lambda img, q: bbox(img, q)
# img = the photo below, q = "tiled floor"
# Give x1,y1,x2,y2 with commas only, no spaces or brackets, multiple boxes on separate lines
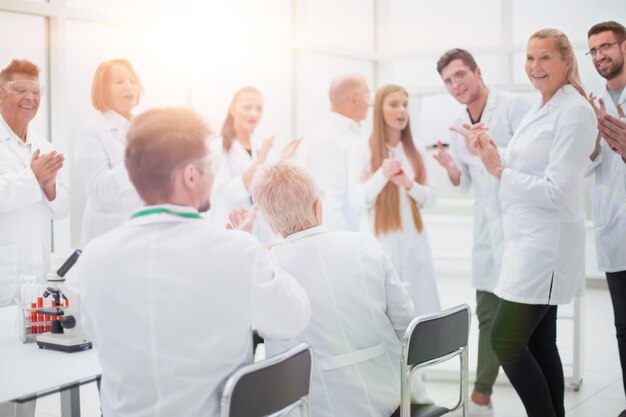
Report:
32,276,624,417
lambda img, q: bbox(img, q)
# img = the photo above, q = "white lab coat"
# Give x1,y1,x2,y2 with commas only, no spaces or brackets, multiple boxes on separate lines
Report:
0,117,69,307
305,112,365,232
349,140,440,315
74,204,311,417
265,226,430,417
208,137,275,242
448,88,530,291
74,110,141,246
587,87,626,273
495,85,597,305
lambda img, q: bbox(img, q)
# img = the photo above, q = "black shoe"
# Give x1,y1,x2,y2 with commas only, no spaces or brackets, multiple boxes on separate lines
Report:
618,409,626,417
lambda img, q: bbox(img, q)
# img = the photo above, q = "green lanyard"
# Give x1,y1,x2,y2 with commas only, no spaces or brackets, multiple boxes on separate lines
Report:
130,207,202,220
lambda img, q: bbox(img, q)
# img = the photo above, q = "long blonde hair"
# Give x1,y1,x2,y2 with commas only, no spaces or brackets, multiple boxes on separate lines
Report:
529,28,586,97
368,85,426,235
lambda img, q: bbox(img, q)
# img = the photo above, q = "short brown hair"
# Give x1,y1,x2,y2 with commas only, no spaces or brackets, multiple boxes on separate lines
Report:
0,59,39,85
436,49,478,74
588,21,626,42
125,107,212,201
92,59,143,112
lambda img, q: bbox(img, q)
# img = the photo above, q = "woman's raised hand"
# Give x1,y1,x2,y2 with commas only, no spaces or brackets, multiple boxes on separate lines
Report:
256,135,275,164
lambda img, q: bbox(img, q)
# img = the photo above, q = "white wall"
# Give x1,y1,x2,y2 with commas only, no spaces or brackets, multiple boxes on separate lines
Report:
1,0,624,280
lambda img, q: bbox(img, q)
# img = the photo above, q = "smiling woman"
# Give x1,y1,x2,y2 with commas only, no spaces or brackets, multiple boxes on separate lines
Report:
525,29,585,105
74,59,144,247
469,28,597,417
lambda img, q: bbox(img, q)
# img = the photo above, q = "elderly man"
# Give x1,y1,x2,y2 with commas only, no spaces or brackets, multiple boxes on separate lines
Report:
73,108,310,417
586,21,626,417
0,59,68,417
230,161,431,417
304,73,370,231
0,59,69,307
433,49,529,417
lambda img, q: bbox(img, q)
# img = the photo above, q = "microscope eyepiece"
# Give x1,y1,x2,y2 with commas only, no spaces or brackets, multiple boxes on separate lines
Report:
57,249,82,278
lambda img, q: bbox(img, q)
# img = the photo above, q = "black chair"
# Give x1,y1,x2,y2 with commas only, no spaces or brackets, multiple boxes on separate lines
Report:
220,343,313,417
392,304,471,417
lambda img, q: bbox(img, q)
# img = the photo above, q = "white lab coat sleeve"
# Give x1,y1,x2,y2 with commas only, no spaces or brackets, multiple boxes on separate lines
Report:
348,144,388,209
508,96,532,131
46,173,70,220
74,124,135,203
406,182,436,208
211,153,250,208
361,169,388,208
0,167,43,214
382,251,414,339
407,143,437,208
307,140,349,230
252,247,311,339
500,105,597,208
448,132,472,194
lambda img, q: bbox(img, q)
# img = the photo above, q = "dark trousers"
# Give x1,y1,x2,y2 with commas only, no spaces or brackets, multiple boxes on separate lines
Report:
474,290,501,395
607,270,626,397
491,300,564,417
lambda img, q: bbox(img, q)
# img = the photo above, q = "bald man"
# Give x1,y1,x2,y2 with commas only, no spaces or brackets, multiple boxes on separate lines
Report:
305,73,370,231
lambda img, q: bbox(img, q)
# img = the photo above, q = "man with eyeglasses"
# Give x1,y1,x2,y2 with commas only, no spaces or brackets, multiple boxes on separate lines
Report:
0,59,69,416
0,58,68,306
72,107,310,417
433,49,530,417
586,21,626,417
304,73,371,232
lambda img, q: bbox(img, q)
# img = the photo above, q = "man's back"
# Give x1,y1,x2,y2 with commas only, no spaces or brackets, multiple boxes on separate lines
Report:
76,207,308,417
305,112,363,232
265,227,428,417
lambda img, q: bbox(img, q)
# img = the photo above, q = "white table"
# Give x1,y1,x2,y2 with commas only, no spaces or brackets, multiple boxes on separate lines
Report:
0,306,101,416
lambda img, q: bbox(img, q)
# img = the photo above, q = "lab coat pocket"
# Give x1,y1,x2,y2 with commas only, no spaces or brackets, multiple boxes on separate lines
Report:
0,243,18,306
589,185,616,231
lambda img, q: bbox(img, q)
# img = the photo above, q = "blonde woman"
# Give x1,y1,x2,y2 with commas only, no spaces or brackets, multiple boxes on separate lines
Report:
74,59,143,246
471,29,597,417
349,84,440,316
210,86,299,242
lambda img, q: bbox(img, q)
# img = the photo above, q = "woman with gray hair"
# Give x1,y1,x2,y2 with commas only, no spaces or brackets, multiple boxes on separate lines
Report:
239,160,431,417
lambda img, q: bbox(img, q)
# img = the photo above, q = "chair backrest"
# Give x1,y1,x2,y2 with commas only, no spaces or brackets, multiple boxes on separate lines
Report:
404,304,471,367
220,343,313,417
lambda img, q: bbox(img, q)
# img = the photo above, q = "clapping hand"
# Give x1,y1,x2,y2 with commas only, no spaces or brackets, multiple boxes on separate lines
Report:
280,137,303,160
226,206,258,233
256,136,275,164
469,124,504,179
31,149,64,200
598,104,626,159
450,123,479,155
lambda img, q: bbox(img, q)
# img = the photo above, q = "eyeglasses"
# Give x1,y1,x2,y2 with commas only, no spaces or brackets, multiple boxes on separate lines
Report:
443,70,469,87
586,41,623,58
4,80,44,97
192,154,221,176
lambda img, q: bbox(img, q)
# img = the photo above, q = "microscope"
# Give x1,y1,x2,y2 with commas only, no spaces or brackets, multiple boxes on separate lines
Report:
36,250,93,352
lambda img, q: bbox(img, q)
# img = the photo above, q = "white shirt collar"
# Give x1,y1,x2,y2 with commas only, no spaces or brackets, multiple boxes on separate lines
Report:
284,225,327,243
328,111,362,131
101,110,131,131
0,114,32,147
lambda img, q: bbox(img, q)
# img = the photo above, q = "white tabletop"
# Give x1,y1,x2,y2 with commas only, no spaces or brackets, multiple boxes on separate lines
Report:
0,306,101,403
